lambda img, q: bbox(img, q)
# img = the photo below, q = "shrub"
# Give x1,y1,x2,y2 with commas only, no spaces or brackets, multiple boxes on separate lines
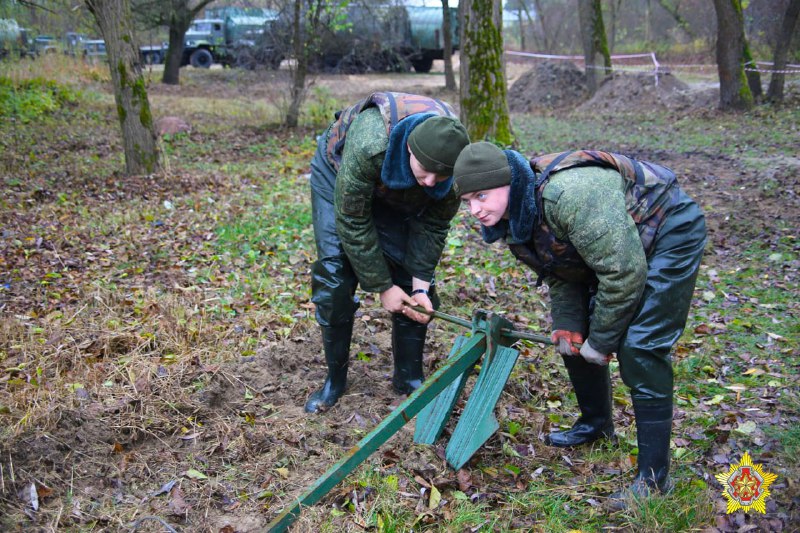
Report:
0,76,78,121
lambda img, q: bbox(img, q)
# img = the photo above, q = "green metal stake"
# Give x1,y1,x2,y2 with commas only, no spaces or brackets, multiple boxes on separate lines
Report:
266,333,488,533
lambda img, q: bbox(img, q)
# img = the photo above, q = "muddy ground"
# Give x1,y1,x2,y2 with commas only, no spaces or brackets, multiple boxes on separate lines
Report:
1,58,799,532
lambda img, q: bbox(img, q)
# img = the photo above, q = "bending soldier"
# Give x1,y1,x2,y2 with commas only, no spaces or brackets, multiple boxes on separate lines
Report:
307,92,470,414
453,142,706,503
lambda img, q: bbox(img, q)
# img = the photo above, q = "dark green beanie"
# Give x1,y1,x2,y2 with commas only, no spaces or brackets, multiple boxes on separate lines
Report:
453,141,511,196
408,116,470,175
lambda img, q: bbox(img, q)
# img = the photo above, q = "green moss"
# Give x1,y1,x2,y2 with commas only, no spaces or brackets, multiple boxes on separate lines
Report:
132,77,153,129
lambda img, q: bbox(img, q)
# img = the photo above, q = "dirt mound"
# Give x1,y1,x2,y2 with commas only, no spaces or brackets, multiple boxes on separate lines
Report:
576,71,709,113
507,61,588,112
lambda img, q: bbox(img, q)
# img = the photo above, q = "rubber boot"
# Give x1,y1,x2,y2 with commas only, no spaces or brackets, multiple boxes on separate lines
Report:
304,323,353,413
631,400,673,493
608,400,673,509
391,313,427,395
545,354,614,447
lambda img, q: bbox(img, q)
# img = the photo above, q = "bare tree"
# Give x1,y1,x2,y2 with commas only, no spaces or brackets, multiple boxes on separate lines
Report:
766,0,800,103
577,0,611,95
132,0,215,85
656,0,694,38
85,0,160,175
712,0,753,110
459,0,513,145
442,0,456,91
284,0,310,128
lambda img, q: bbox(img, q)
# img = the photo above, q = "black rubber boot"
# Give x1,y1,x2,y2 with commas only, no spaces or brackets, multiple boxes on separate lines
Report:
304,323,353,413
545,354,615,447
631,400,673,493
391,313,427,395
608,400,673,509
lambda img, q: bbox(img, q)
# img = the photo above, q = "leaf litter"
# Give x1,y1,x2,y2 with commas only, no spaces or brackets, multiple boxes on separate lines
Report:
0,67,798,531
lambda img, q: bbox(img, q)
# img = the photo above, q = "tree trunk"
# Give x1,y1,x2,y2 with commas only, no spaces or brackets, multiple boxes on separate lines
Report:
162,25,186,85
712,0,753,110
442,0,456,91
285,0,308,128
577,0,612,95
532,0,550,51
86,0,160,175
766,0,800,103
459,0,513,145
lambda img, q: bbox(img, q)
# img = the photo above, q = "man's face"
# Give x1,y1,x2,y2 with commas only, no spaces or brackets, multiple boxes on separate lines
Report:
460,186,511,226
408,148,450,188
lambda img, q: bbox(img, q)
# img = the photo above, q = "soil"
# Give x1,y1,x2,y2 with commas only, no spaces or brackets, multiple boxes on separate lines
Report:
2,59,799,532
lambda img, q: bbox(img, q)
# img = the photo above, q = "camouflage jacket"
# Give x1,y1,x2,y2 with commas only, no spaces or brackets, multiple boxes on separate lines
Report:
333,107,460,293
326,91,456,171
513,151,680,354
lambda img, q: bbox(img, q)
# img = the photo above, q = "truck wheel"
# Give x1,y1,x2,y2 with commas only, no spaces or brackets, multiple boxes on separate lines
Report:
411,56,434,73
190,49,213,69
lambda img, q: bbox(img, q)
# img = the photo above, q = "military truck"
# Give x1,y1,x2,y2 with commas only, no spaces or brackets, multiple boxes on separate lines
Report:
139,42,167,65
181,10,282,69
0,19,34,60
262,4,458,74
406,6,459,73
63,32,87,57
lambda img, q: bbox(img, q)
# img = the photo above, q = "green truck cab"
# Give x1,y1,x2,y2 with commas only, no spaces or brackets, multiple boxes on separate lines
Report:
181,10,282,69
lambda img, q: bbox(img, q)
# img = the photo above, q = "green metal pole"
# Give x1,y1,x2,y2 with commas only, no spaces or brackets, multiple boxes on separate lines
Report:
266,333,488,533
410,306,583,349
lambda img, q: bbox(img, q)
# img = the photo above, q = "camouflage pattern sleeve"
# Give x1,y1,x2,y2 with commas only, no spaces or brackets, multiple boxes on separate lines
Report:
334,109,394,293
543,166,648,354
404,190,460,282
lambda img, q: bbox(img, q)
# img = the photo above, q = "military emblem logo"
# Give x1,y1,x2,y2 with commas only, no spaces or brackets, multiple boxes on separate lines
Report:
715,451,777,514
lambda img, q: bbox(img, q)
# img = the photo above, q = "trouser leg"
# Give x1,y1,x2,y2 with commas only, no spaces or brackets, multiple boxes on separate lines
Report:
306,135,359,413
610,192,705,503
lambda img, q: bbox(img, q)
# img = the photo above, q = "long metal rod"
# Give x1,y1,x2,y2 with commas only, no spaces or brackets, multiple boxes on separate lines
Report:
266,334,488,533
409,306,580,347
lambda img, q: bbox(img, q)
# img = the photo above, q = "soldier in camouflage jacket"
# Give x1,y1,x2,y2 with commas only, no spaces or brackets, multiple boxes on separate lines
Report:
453,142,706,506
306,92,470,414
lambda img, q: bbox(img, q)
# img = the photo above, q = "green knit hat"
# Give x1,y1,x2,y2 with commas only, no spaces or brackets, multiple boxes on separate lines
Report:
453,141,511,196
408,116,470,175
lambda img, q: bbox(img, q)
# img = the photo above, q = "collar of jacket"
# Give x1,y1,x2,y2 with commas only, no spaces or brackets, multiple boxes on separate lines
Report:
481,149,539,244
381,112,454,200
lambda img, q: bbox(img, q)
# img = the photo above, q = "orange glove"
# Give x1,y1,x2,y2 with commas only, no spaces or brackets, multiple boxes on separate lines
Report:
551,330,583,356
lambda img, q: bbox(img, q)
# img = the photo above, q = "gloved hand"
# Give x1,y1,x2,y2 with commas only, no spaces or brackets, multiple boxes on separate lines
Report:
579,340,612,366
551,330,583,356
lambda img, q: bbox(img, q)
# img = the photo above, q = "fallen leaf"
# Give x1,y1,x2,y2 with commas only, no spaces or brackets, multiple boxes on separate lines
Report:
275,467,289,479
29,483,39,511
168,485,190,516
428,485,441,509
150,479,178,498
456,469,472,491
704,394,725,405
734,420,757,435
184,468,208,480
